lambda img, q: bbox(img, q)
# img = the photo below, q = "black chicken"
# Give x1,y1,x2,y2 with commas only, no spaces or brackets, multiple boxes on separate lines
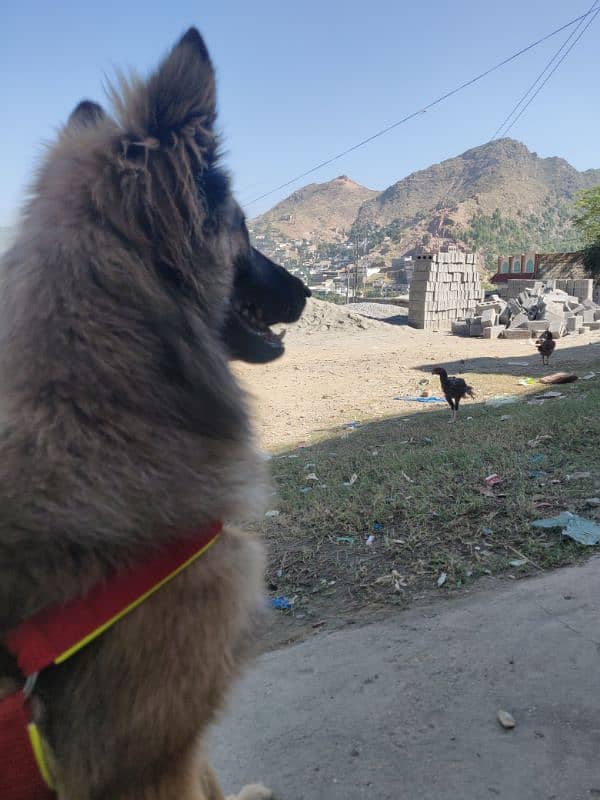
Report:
535,330,556,366
432,367,475,422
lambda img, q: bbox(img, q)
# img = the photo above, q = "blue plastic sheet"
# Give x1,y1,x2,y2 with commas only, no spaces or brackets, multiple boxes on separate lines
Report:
532,512,600,546
394,396,446,404
270,596,293,610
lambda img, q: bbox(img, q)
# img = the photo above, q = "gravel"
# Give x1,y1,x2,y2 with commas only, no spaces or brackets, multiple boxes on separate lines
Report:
343,302,408,325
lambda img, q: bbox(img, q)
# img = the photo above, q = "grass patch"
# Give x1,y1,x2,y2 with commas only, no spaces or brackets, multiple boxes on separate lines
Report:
258,375,600,636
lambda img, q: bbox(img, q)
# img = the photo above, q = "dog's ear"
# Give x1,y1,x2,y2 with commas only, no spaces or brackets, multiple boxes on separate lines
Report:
68,100,105,127
126,27,216,145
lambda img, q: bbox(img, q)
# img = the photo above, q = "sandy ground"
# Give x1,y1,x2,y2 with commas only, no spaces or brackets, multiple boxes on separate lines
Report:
211,558,600,800
235,312,600,451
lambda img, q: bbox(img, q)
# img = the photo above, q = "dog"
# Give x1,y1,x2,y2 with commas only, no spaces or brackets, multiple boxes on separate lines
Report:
0,28,309,799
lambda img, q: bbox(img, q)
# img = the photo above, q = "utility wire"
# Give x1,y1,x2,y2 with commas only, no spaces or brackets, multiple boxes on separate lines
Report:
492,1,600,140
496,7,600,138
242,9,597,209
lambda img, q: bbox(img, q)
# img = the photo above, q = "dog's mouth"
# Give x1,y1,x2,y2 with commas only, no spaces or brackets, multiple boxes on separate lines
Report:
223,247,310,364
227,299,287,362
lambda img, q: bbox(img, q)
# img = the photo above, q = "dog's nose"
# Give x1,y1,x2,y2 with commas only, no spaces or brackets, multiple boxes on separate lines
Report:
303,284,311,298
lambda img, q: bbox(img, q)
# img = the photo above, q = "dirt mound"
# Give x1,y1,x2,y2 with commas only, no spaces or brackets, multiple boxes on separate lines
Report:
279,298,384,336
343,302,408,325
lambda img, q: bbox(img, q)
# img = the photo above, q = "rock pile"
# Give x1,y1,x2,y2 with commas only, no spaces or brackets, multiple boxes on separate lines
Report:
279,298,384,336
451,280,600,339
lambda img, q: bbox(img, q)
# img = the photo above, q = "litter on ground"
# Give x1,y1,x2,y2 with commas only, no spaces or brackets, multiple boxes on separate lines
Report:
527,434,552,448
270,596,294,610
566,472,592,481
531,512,600,546
540,372,578,384
485,474,502,487
486,395,519,407
394,395,446,403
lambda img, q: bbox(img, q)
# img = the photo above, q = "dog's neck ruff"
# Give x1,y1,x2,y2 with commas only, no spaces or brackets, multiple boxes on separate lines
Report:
0,520,223,799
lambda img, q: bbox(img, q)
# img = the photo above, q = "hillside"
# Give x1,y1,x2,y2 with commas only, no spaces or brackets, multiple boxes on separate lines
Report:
250,139,600,273
250,175,377,244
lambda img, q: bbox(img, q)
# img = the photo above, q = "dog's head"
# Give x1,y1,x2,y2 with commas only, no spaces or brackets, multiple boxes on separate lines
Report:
66,28,309,365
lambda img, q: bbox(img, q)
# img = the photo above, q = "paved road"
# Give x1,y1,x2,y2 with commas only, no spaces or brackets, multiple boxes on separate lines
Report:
210,560,600,800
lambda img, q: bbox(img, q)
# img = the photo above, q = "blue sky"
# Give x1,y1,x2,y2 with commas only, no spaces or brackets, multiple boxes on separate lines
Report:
2,0,599,225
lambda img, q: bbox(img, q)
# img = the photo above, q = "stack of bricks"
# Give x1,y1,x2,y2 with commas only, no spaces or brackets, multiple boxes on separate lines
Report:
408,252,483,330
501,278,594,301
555,278,594,302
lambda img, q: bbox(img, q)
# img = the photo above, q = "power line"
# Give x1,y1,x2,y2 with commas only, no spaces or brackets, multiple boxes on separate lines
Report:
496,7,600,139
492,1,600,140
242,9,597,209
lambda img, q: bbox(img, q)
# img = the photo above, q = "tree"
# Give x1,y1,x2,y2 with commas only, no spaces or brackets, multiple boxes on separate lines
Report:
574,186,600,243
574,186,600,274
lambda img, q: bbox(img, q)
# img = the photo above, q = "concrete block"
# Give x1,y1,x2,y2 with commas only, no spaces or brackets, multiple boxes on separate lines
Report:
547,320,566,337
509,312,529,329
481,309,497,328
521,296,539,312
508,299,522,316
587,321,600,331
502,328,532,340
583,310,595,324
483,325,505,339
573,279,593,301
595,310,600,321
527,320,550,333
541,301,566,317
451,321,469,336
499,306,511,326
469,323,484,337
566,316,582,332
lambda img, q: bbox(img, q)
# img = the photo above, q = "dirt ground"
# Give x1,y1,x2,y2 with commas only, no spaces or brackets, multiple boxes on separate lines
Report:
234,301,600,451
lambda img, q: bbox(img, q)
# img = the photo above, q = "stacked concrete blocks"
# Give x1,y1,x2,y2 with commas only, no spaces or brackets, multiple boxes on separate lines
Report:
408,252,483,331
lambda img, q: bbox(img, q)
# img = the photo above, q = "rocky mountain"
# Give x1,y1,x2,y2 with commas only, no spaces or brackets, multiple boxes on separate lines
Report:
250,175,377,244
250,139,600,274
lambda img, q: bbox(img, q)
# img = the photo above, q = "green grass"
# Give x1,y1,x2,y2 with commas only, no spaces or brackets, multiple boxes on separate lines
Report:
258,377,600,629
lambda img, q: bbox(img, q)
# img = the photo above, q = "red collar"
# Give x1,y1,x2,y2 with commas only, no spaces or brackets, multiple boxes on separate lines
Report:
0,520,222,798
5,520,223,676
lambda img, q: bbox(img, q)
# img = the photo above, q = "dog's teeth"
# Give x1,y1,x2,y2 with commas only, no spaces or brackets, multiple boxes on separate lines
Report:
276,329,286,340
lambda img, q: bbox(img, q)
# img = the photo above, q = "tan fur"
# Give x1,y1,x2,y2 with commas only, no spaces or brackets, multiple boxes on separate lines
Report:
0,29,281,799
